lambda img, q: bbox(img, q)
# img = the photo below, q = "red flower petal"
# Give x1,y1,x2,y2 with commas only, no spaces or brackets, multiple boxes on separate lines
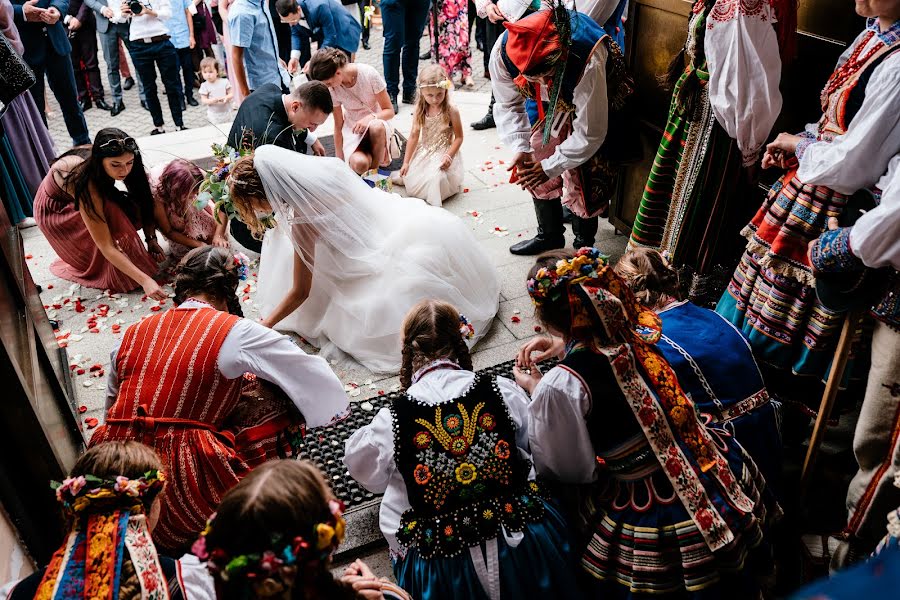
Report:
510,316,521,323
85,417,98,429
78,405,87,413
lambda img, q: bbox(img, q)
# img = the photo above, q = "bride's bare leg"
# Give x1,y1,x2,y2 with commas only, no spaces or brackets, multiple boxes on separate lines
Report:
261,251,313,328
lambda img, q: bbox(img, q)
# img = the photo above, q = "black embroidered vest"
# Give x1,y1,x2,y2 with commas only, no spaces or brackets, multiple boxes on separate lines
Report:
391,375,545,559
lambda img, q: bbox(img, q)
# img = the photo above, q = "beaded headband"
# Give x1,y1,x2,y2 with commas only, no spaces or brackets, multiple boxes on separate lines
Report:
527,247,609,305
193,499,346,596
53,470,166,514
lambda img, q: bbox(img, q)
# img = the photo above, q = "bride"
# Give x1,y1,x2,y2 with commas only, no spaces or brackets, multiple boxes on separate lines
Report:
228,145,500,373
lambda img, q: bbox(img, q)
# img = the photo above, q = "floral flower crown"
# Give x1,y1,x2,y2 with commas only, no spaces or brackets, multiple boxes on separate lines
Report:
527,247,609,305
233,253,251,281
419,79,453,90
458,314,475,340
52,470,166,514
192,499,346,596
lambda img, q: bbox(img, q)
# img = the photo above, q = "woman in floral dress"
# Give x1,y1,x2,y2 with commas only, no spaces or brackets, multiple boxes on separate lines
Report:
430,0,475,88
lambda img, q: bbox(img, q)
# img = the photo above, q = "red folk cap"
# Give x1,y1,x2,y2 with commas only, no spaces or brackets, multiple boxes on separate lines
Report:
503,10,562,76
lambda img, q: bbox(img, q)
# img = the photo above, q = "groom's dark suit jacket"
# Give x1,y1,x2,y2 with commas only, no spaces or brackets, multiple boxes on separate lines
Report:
227,83,308,155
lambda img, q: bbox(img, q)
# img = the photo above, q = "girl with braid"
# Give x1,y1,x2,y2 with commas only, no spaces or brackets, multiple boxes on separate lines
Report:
345,299,582,600
91,246,348,554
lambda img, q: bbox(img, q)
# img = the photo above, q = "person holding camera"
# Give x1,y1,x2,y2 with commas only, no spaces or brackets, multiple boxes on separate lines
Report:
85,0,146,116
123,0,187,134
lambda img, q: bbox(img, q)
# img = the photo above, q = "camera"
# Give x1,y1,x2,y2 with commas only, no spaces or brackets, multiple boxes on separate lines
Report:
128,0,144,14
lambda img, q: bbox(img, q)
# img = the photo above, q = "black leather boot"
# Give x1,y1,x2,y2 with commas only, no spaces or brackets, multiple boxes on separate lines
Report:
510,199,566,255
572,214,599,249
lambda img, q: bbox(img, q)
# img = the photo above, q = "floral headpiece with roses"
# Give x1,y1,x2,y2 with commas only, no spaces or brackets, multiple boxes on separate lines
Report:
192,499,346,598
527,247,609,305
52,470,166,514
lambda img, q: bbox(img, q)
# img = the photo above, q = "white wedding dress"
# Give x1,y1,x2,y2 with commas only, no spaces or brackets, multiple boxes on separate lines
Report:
253,146,500,373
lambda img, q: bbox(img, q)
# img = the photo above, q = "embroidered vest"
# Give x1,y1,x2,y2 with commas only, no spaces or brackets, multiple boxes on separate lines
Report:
108,308,243,435
391,375,545,559
818,41,900,142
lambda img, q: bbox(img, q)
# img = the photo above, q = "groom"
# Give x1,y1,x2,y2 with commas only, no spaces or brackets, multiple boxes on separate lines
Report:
227,80,334,251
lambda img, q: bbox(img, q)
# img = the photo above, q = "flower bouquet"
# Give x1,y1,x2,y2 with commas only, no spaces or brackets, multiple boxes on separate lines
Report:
196,142,277,230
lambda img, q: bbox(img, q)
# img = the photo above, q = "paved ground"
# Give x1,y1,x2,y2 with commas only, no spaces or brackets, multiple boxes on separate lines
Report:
45,19,493,149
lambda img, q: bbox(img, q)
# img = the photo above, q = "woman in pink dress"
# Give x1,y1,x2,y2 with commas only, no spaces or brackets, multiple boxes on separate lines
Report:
308,48,396,175
33,128,167,298
150,159,225,261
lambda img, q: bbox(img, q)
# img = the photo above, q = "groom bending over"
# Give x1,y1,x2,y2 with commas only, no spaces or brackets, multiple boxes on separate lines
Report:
227,80,333,251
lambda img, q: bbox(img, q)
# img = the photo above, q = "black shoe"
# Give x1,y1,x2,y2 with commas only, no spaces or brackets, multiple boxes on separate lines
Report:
509,200,566,255
389,93,398,114
362,39,370,50
561,206,574,223
141,100,150,111
187,96,199,107
79,99,92,111
402,90,416,105
95,99,112,111
420,49,431,60
123,76,135,90
477,41,484,52
181,99,187,111
471,111,495,130
110,101,125,116
177,125,188,131
150,128,165,135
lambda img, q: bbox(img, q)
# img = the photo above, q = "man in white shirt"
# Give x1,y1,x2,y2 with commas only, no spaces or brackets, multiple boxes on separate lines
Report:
122,0,186,134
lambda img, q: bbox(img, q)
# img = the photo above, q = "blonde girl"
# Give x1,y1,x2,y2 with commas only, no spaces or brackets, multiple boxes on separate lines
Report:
392,64,464,207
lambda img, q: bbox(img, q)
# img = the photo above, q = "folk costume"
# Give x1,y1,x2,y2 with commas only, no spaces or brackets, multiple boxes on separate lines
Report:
344,365,584,600
656,300,782,497
490,7,633,252
628,0,787,306
4,471,187,600
527,249,779,597
716,18,900,378
91,298,349,552
809,155,900,563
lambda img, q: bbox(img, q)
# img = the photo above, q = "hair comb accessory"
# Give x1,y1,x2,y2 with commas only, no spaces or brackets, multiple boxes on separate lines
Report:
419,79,453,90
233,253,251,281
52,469,166,514
458,314,475,340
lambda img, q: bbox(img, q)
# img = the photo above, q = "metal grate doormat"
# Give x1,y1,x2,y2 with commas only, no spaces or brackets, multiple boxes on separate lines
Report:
295,357,556,510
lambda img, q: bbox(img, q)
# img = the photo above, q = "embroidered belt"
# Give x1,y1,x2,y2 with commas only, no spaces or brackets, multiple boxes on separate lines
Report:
710,389,770,424
106,404,235,448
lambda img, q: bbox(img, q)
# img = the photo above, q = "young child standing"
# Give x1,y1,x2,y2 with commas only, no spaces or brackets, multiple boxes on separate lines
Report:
198,57,234,125
392,64,464,207
344,299,584,600
307,48,396,176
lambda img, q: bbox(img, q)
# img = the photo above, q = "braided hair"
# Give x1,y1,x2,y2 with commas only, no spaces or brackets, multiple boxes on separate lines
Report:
399,299,473,390
173,246,244,316
613,248,682,311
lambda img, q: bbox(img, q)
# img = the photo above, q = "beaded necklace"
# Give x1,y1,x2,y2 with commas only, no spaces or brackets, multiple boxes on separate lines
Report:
410,359,461,385
820,30,883,107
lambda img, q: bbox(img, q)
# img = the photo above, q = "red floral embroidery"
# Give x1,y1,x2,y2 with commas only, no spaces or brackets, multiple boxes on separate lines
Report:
665,456,682,477
414,431,432,449
494,440,510,459
449,436,469,456
478,413,496,431
696,508,714,529
707,0,769,25
414,464,433,485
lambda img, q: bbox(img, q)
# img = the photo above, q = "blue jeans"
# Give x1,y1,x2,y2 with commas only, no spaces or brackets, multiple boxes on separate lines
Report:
129,38,184,128
380,0,429,97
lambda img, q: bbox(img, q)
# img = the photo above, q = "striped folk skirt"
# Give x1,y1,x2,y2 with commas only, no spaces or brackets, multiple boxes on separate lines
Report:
629,73,755,277
716,170,847,377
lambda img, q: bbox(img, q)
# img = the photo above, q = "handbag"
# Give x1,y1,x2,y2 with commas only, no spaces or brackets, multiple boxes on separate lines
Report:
0,34,36,116
388,131,402,161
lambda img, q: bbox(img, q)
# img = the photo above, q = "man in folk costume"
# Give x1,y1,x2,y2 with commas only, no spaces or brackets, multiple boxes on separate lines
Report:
808,155,900,567
490,4,633,255
628,0,791,306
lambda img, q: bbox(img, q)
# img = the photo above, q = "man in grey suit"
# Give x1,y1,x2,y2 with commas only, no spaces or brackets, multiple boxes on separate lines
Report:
84,0,145,115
